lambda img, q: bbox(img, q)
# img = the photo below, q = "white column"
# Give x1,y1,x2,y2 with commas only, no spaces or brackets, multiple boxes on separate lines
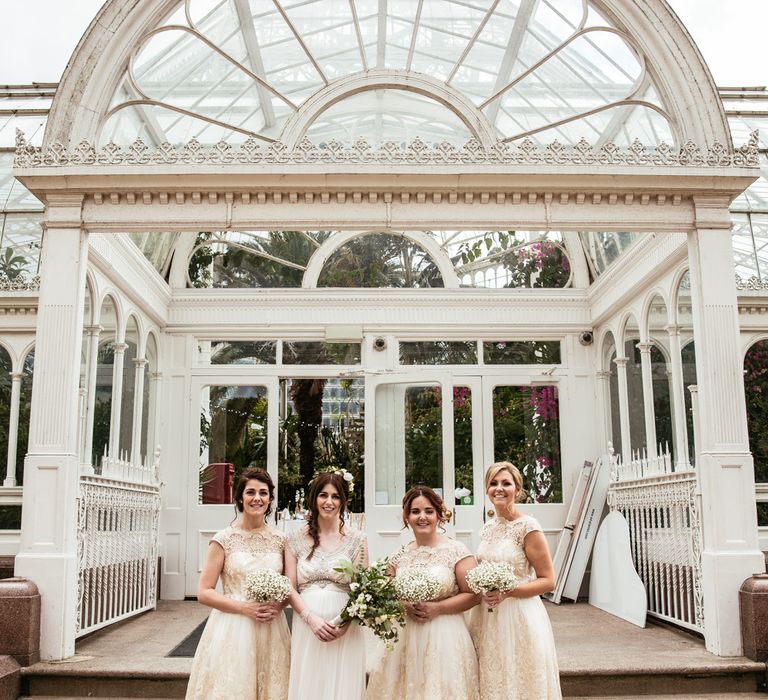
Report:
108,342,128,460
130,357,147,465
637,342,658,459
14,195,88,660
3,371,23,487
146,371,162,462
595,370,612,450
687,198,765,655
81,324,102,472
666,324,690,469
614,356,631,463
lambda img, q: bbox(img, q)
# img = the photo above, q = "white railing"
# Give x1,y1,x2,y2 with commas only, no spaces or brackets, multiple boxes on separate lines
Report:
75,452,161,638
611,448,674,482
608,453,704,633
98,449,159,485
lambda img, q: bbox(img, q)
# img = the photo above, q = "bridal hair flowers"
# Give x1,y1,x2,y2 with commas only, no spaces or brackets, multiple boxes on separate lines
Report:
243,569,292,603
466,561,519,612
393,569,442,603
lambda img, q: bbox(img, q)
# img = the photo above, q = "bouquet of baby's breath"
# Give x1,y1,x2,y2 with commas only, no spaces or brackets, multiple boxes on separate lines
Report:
393,568,442,603
333,558,405,650
242,569,292,603
466,560,519,612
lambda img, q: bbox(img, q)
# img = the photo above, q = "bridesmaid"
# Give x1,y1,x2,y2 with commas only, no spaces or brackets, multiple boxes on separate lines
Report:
285,472,367,700
469,462,562,699
367,486,479,700
186,467,290,699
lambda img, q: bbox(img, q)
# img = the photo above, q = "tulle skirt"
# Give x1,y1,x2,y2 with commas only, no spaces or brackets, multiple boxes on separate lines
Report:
288,586,366,700
366,611,478,700
186,606,291,700
469,595,562,700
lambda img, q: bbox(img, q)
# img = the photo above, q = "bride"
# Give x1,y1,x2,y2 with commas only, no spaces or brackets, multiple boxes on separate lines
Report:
186,467,290,699
285,472,367,700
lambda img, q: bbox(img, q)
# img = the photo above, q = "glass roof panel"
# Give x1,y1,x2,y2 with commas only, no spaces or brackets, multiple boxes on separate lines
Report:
101,0,676,147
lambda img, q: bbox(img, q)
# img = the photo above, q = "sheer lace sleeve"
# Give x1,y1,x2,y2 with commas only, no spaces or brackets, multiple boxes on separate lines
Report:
210,527,233,554
448,539,474,567
287,526,311,559
519,515,543,540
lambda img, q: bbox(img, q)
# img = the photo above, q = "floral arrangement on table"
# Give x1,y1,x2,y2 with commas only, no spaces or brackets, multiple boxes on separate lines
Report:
393,568,443,603
466,561,519,612
243,569,292,603
333,558,405,650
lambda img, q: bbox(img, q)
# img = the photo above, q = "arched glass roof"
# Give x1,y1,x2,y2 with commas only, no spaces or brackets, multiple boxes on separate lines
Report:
101,0,675,147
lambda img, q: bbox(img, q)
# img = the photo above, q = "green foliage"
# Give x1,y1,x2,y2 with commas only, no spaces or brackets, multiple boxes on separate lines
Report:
0,247,31,280
188,232,214,288
745,340,768,483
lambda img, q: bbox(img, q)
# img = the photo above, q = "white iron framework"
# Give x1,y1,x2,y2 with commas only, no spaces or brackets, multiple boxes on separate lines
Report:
608,452,704,633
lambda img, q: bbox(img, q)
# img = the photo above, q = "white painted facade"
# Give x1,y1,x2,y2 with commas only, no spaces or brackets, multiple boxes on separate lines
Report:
0,0,765,663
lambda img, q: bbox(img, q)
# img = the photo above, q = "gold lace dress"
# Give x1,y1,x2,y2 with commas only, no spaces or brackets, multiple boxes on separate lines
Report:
287,527,366,700
185,526,291,700
366,539,479,700
469,515,562,699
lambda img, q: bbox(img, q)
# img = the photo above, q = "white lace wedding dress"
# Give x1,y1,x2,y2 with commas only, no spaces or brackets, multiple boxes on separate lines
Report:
287,527,366,700
468,515,562,699
366,538,479,700
185,526,291,700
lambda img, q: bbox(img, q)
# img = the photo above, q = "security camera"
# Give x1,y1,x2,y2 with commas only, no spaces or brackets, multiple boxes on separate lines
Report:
578,331,594,346
373,336,387,351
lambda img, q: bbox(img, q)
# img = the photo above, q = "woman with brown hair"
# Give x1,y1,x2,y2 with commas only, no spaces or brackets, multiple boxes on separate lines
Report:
469,462,562,699
186,467,290,699
366,486,479,700
285,471,367,700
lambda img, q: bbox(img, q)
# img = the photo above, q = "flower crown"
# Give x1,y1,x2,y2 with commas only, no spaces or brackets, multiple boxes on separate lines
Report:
308,467,355,492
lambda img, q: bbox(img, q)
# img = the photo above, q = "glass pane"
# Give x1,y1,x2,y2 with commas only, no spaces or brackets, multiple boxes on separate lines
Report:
624,317,646,454
318,234,443,288
92,342,114,469
0,345,11,476
580,231,639,277
283,342,361,365
17,351,33,486
483,341,561,364
757,502,768,528
744,340,768,484
199,385,269,505
198,340,277,365
399,341,477,365
453,387,474,507
375,384,443,505
119,319,139,455
0,505,22,530
492,385,562,503
279,378,365,514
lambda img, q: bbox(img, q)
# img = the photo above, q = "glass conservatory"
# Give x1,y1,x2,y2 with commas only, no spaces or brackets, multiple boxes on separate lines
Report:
1,0,766,661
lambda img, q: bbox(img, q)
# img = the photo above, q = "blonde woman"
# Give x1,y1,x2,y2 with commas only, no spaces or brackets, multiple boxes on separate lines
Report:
469,462,562,699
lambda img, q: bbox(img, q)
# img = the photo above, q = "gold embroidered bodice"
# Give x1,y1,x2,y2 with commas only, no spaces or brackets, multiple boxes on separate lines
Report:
288,527,366,592
211,526,286,600
476,515,541,584
390,538,472,600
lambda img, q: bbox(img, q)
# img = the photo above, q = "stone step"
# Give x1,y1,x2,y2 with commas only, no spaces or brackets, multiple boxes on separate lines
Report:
20,667,767,698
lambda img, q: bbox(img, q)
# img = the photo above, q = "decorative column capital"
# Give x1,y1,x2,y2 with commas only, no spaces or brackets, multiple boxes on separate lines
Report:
111,342,129,354
149,371,163,381
636,342,653,354
692,196,733,230
664,323,681,336
43,194,85,230
613,357,629,368
9,371,23,382
596,370,612,380
84,324,103,336
132,357,148,369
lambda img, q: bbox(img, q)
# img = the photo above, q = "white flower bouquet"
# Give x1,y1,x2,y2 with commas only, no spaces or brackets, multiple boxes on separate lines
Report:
466,560,518,612
242,569,292,603
393,568,442,603
333,558,405,651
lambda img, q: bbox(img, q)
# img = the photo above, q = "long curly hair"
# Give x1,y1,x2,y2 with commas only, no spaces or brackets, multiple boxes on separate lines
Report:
306,472,348,560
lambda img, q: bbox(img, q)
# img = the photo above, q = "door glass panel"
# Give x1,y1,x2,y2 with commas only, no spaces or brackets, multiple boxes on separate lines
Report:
492,385,562,503
375,383,442,505
453,386,474,507
199,385,268,504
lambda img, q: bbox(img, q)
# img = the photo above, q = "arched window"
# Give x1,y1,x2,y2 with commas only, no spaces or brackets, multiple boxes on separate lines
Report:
623,314,646,454
92,297,117,468
120,317,140,455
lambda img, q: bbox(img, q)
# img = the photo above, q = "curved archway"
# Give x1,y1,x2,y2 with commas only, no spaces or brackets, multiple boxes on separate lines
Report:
302,230,459,289
44,0,729,148
280,71,497,149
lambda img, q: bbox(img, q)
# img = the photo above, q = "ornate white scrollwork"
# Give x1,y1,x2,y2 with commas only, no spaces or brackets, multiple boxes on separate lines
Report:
14,129,759,169
736,274,768,291
0,273,41,292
